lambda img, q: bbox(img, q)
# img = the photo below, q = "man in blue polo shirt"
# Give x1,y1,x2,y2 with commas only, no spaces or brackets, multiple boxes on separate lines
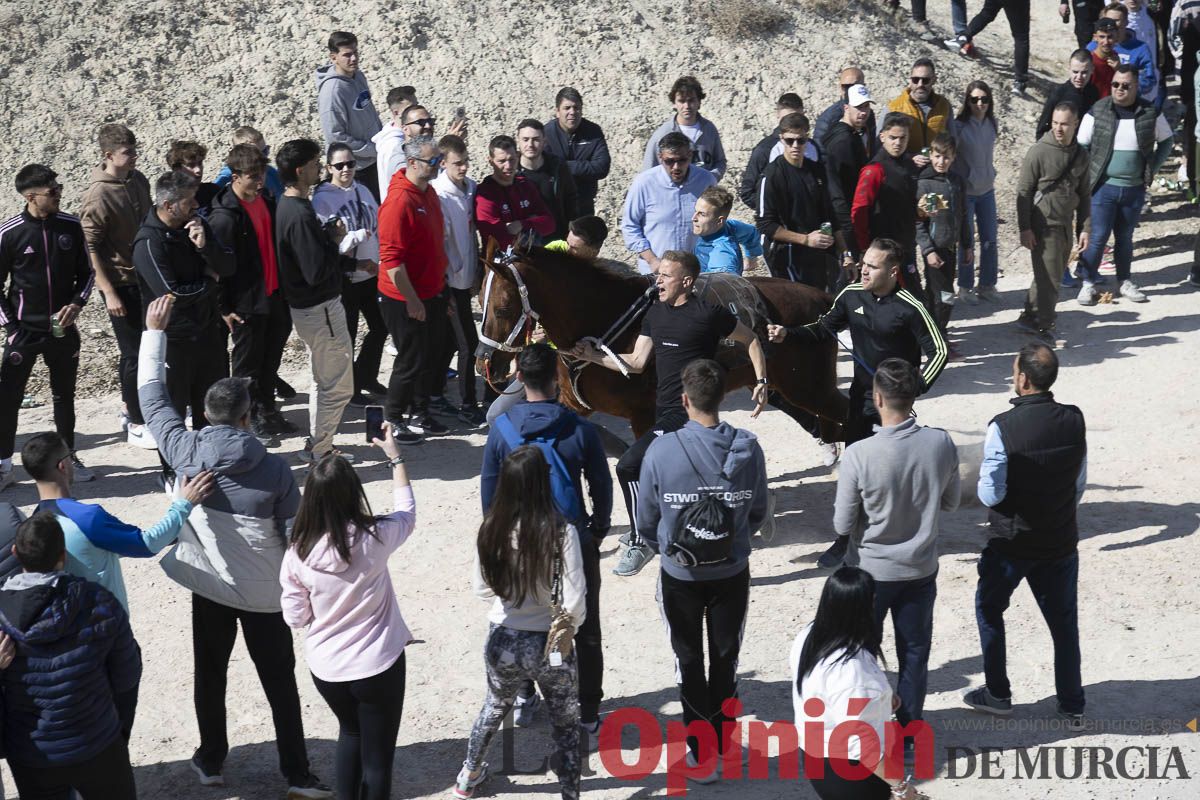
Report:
692,186,763,275
21,431,213,611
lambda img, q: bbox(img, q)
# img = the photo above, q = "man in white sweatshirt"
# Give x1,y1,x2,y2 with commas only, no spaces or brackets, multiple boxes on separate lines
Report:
431,135,482,424
372,86,417,203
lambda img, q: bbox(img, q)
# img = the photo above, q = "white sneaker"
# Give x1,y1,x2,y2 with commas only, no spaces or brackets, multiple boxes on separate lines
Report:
1077,282,1098,306
385,341,398,357
682,750,720,784
118,411,131,432
69,453,95,483
1119,280,1148,303
126,423,158,450
817,440,840,468
0,464,14,492
956,287,979,305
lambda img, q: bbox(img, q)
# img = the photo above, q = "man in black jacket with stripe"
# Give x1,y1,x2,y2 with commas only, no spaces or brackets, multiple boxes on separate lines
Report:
966,343,1087,728
133,170,232,432
0,164,96,490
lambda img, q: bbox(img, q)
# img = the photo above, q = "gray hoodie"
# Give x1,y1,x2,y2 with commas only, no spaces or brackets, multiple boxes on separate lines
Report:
834,417,959,582
637,420,768,582
137,330,300,612
315,65,383,167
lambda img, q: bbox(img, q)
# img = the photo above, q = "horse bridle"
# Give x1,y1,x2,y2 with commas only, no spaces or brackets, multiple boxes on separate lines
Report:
476,246,539,357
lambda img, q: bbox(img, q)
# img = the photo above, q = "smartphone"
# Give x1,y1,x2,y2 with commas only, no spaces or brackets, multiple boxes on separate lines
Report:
365,405,385,443
453,106,467,121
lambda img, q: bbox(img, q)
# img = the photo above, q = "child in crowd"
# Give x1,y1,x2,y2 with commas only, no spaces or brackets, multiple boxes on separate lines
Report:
915,132,968,349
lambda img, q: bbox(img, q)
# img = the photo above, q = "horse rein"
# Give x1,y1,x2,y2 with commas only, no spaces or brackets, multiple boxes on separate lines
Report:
478,247,539,355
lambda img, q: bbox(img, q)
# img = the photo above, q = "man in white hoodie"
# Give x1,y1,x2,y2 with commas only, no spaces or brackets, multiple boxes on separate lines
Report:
373,86,418,203
431,134,482,423
315,31,383,201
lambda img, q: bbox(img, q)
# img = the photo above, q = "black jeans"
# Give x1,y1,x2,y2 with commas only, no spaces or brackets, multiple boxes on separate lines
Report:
229,292,292,414
975,547,1084,713
873,571,938,724
808,759,891,800
1071,0,1104,49
380,292,448,421
164,327,229,430
0,327,79,459
357,165,381,203
191,593,311,783
9,735,137,800
105,283,145,424
342,277,388,393
967,0,1031,83
312,652,406,800
923,250,955,336
844,379,882,446
616,407,688,546
658,566,750,759
435,287,479,406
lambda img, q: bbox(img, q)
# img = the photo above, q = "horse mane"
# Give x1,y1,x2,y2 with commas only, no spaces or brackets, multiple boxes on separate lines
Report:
521,245,649,291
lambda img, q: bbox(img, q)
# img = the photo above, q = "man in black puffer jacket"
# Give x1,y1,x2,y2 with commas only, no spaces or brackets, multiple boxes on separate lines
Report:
0,512,142,799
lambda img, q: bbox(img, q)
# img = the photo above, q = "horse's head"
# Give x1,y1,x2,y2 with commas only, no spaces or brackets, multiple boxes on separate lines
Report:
474,238,535,388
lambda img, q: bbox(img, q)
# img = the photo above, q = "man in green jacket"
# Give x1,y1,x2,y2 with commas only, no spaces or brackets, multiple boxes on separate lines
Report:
1016,103,1091,345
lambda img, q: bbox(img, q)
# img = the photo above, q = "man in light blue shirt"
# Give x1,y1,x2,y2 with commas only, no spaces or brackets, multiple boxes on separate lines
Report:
691,185,763,275
20,431,213,611
621,132,717,274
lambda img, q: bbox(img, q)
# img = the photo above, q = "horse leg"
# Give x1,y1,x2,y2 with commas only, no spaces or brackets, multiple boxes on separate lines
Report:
767,339,849,441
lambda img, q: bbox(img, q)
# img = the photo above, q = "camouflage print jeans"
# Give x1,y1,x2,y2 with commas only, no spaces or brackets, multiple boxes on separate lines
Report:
464,623,580,800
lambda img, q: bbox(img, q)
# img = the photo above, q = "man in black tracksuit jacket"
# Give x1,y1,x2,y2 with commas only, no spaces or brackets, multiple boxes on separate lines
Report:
1034,55,1100,140
207,157,294,438
0,165,95,472
769,237,947,446
822,109,874,262
132,171,232,431
543,96,611,217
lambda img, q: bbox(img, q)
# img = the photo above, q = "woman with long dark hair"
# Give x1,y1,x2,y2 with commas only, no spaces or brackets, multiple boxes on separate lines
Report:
454,445,586,800
791,567,919,800
950,80,999,305
280,425,416,800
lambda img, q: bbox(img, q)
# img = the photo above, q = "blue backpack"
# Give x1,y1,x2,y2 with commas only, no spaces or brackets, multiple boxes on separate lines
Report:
494,413,585,524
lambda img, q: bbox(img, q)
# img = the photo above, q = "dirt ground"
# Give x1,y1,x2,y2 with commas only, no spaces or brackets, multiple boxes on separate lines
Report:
2,0,1199,798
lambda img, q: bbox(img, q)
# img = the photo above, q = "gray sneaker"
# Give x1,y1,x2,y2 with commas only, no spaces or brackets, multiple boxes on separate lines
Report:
69,453,95,483
0,464,14,493
1119,280,1148,303
956,286,979,305
964,686,1013,716
976,285,1001,303
513,693,540,727
1077,281,1098,306
613,542,654,576
1056,703,1086,732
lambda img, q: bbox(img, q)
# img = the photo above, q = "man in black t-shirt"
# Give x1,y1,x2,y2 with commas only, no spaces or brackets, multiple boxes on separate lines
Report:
571,250,767,576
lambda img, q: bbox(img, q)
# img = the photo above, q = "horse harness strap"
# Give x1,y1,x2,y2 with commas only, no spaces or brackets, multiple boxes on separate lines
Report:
574,283,657,378
479,247,540,354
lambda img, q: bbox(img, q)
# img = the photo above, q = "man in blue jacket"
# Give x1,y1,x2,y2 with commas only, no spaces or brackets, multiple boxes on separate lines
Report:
0,512,141,799
637,358,768,778
480,342,612,738
21,431,213,612
691,186,763,275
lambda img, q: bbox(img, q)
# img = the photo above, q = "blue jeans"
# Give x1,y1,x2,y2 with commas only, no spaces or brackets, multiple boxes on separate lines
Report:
872,571,937,724
960,190,998,288
950,0,969,36
975,547,1084,714
1078,182,1145,283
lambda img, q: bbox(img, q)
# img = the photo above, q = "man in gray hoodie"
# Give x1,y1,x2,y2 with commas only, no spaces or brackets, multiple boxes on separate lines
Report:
833,358,959,738
137,295,331,798
316,31,383,200
637,359,768,776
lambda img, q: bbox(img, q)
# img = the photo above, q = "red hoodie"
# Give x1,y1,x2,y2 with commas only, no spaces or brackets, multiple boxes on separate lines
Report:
474,175,555,248
378,170,447,301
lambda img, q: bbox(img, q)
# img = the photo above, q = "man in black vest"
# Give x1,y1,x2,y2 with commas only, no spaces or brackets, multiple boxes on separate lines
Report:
965,343,1088,729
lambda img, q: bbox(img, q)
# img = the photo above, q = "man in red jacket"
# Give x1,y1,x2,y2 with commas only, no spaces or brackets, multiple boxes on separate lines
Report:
474,135,555,249
377,136,449,444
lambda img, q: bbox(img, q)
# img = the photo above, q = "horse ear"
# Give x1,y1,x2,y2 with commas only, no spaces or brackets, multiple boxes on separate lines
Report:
481,236,503,277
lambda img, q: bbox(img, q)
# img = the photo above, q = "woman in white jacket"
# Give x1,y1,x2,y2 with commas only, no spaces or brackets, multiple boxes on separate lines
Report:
312,142,387,405
792,567,919,800
454,445,586,800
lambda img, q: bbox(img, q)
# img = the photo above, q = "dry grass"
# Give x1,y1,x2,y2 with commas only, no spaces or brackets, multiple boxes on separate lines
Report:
696,0,791,39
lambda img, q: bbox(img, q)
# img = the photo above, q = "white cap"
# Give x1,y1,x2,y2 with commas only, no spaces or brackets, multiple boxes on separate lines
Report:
847,84,873,107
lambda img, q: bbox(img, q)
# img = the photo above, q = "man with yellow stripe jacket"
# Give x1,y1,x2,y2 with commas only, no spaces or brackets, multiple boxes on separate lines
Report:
769,236,947,446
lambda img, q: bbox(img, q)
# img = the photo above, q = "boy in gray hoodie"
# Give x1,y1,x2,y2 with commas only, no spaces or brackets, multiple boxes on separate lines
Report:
637,359,767,774
316,31,383,200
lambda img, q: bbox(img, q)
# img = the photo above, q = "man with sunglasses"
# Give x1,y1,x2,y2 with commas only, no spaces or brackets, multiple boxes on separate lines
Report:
0,165,97,492
738,92,816,210
1035,51,1100,140
316,31,383,201
887,58,950,160
378,136,451,444
621,133,717,275
1074,63,1174,305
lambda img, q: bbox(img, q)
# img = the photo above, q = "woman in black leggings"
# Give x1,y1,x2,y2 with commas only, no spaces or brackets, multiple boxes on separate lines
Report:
281,424,418,800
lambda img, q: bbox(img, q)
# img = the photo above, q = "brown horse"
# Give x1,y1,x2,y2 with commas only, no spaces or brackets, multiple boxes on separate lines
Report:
475,244,847,441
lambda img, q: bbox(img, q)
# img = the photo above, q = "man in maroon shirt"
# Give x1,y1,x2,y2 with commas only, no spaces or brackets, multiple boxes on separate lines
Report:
377,136,450,444
474,135,555,249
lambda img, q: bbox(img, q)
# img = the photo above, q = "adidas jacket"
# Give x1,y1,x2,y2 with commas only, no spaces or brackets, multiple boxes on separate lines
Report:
0,211,94,335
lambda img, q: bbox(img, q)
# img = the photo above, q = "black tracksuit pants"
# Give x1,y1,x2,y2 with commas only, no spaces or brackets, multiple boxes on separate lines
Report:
229,292,292,415
105,283,145,425
341,277,388,394
0,327,80,460
380,292,448,421
616,408,688,547
164,327,229,430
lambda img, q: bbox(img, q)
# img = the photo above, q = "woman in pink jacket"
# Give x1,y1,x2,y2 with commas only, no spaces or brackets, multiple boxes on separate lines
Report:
280,425,415,800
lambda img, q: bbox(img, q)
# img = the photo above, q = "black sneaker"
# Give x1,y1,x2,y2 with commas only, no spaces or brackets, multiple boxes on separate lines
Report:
1014,314,1038,334
276,378,297,400
365,380,390,396
458,403,485,426
427,395,458,416
411,415,449,435
389,420,425,446
348,392,371,407
817,536,849,569
190,752,224,787
287,773,333,799
1187,274,1200,289
262,410,299,435
250,416,281,448
1056,703,1085,732
963,686,1013,716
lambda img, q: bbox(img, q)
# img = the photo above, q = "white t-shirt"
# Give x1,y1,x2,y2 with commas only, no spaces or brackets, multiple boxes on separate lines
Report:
1076,110,1173,149
790,623,894,762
